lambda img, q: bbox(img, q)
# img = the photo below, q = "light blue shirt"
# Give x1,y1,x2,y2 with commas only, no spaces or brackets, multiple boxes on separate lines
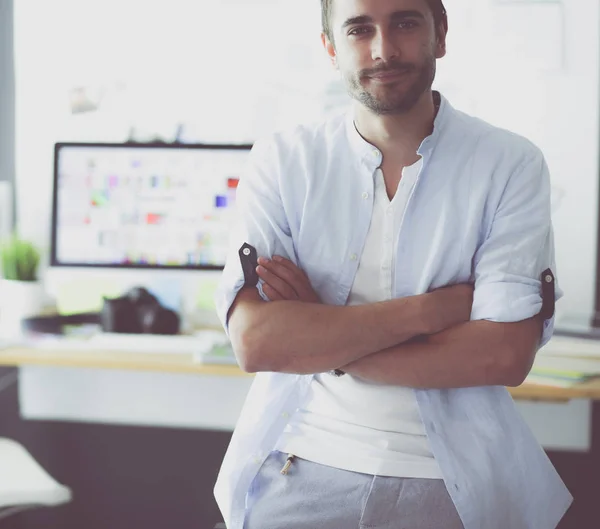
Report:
214,95,572,529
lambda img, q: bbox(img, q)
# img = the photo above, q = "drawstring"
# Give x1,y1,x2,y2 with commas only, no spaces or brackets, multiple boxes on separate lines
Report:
280,454,295,475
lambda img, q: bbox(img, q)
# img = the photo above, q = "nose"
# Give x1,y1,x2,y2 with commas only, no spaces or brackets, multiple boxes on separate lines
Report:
371,29,398,63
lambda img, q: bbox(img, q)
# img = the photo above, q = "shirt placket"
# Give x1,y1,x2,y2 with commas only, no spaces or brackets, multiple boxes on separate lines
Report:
390,164,420,290
382,202,395,300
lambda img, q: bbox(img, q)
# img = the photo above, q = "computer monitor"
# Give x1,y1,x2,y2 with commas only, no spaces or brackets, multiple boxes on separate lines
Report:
51,142,252,271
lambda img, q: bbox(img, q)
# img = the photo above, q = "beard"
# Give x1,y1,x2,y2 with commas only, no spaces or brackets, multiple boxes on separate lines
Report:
342,54,436,115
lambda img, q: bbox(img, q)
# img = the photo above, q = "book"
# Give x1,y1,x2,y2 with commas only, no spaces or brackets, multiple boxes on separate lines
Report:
524,373,585,389
195,342,238,366
532,355,600,378
540,336,600,359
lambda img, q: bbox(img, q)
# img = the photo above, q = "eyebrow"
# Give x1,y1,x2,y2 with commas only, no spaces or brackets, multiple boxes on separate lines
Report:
341,10,426,29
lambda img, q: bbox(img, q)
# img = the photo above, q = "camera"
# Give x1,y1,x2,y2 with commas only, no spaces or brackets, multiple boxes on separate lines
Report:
101,287,180,335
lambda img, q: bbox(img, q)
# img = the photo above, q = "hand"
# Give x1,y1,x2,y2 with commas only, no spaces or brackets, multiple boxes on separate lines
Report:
256,256,321,303
424,283,474,334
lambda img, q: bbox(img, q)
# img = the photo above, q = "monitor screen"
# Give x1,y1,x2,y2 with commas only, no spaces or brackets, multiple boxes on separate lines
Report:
51,142,252,270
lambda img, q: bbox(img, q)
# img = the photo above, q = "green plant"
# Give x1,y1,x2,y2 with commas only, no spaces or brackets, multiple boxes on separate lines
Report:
0,236,41,282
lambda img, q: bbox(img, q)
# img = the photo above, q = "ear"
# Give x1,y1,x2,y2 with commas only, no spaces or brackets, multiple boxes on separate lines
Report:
435,20,448,59
321,32,338,68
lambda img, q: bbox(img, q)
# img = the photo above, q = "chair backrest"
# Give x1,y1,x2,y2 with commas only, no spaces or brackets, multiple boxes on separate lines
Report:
0,438,71,510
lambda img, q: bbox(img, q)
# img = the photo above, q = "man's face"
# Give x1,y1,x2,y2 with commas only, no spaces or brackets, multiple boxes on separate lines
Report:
323,0,446,115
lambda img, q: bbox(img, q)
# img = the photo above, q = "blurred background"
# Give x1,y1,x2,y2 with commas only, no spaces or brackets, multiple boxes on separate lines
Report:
0,0,599,528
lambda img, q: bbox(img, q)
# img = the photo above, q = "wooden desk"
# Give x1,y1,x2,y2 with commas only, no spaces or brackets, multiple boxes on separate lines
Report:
509,378,600,402
1,345,599,402
0,346,250,378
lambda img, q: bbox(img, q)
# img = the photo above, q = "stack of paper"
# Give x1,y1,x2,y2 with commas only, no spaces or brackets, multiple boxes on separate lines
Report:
540,335,600,358
195,342,238,366
192,331,238,365
528,345,600,388
20,330,233,360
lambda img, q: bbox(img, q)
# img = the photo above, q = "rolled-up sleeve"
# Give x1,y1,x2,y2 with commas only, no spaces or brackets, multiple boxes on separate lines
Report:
470,148,563,347
214,137,295,335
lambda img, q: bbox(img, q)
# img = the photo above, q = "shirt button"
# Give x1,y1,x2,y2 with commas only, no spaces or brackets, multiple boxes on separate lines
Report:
350,253,358,261
372,149,379,157
281,411,290,419
362,192,369,199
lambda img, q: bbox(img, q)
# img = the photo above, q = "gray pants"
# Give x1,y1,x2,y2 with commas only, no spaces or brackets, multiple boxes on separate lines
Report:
244,451,464,529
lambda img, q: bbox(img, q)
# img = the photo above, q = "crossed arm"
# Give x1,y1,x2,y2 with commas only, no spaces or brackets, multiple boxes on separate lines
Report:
342,316,542,388
227,256,543,389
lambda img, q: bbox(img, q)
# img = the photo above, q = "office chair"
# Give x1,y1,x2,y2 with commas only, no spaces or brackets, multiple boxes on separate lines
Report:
0,437,72,521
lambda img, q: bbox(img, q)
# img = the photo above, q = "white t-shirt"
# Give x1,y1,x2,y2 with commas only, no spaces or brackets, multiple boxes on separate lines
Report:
275,158,443,479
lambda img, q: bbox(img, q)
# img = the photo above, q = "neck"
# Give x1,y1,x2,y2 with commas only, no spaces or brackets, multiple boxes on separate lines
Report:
353,90,438,164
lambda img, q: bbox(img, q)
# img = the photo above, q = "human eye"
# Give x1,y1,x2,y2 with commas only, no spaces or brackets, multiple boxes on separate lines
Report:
348,26,373,37
397,19,419,30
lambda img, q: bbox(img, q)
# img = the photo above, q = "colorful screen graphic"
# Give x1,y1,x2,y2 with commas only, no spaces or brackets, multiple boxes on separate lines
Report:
53,144,251,269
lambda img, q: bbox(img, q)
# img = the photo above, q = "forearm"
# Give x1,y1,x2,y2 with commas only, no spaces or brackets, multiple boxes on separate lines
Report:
343,318,542,389
229,291,431,374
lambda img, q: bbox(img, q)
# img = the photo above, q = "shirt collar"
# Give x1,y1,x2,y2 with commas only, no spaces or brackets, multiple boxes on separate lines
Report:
345,91,450,168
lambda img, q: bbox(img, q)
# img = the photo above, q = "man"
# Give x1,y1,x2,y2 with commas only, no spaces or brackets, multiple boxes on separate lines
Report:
214,0,572,528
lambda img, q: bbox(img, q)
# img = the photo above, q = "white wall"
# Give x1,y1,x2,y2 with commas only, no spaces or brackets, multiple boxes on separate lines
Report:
435,0,599,322
13,0,332,252
0,0,15,213
14,0,600,323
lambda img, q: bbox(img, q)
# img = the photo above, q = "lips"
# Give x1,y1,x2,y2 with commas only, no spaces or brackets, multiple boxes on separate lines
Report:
368,69,411,81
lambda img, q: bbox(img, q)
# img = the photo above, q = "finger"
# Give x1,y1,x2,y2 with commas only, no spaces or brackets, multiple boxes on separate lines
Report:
262,282,285,302
257,257,318,302
257,270,288,301
273,255,302,274
272,256,307,279
271,257,318,300
258,260,304,296
256,265,298,300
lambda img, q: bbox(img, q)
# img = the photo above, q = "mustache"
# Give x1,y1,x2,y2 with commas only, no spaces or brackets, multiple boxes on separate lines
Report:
360,63,416,78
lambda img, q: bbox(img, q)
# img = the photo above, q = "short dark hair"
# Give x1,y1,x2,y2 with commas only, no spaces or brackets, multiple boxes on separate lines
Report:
321,0,448,42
